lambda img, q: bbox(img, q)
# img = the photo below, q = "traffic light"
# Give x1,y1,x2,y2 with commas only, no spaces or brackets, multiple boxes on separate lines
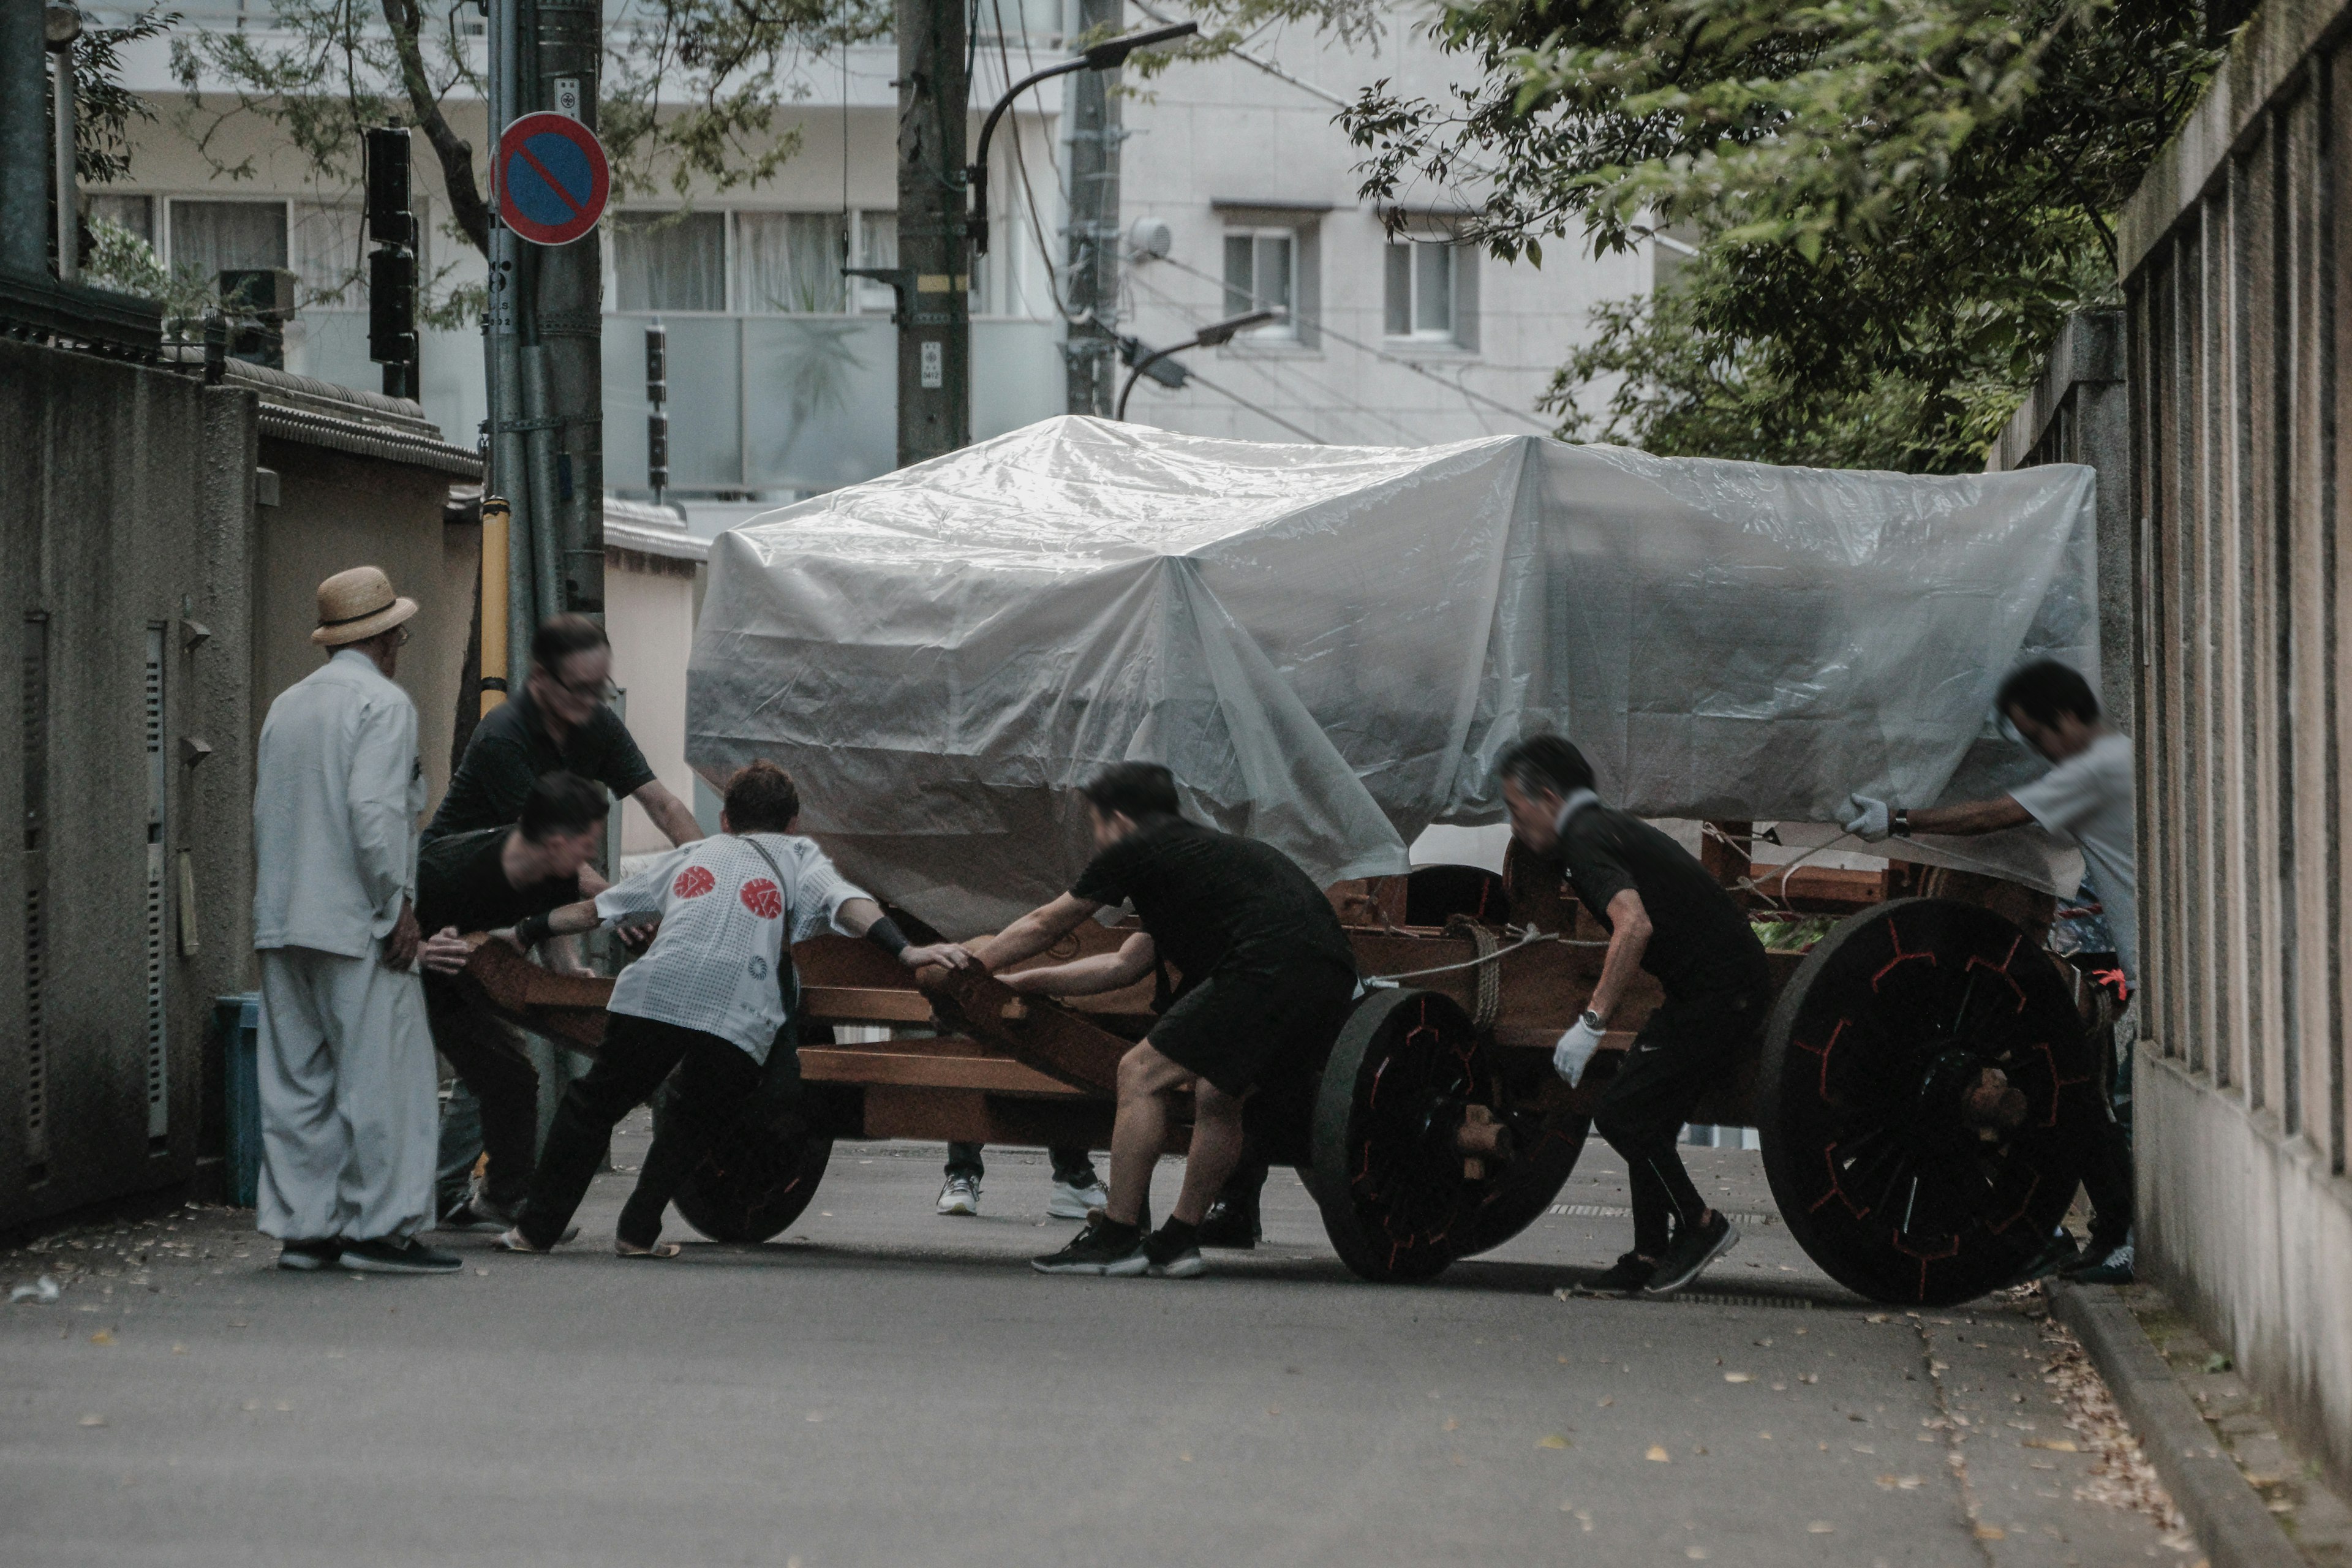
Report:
364,126,418,398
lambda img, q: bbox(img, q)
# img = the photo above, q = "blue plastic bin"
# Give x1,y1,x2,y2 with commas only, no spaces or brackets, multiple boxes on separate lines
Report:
211,994,263,1208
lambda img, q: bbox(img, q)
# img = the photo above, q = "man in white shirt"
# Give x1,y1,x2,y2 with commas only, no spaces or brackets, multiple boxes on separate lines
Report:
1844,658,2137,1283
494,762,973,1256
251,567,457,1275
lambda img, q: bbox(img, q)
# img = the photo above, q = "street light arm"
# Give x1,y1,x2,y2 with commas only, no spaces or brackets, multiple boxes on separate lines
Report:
1116,334,1204,421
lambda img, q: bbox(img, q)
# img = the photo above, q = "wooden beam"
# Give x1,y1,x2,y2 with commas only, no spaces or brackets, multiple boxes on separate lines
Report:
800,1046,1085,1097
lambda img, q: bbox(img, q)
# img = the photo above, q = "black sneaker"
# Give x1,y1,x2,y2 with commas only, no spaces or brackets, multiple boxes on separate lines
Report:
1572,1251,1657,1297
276,1238,342,1272
1642,1212,1738,1297
1197,1198,1262,1250
2021,1232,2082,1282
338,1237,463,1275
1144,1227,1206,1279
1031,1216,1148,1276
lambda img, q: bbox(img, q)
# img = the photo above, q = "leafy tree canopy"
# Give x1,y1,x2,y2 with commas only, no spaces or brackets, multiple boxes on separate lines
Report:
1332,0,2222,471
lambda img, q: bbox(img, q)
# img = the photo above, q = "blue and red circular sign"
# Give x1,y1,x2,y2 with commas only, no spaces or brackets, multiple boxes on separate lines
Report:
496,112,609,246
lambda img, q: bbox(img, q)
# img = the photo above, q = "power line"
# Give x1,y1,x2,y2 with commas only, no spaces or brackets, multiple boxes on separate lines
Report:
1128,0,1352,108
1168,366,1327,443
1146,251,1556,433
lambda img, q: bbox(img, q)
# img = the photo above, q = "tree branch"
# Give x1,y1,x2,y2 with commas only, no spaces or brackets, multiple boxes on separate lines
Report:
382,0,489,255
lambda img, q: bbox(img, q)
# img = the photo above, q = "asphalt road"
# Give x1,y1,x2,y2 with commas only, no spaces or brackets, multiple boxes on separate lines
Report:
2,1123,2190,1567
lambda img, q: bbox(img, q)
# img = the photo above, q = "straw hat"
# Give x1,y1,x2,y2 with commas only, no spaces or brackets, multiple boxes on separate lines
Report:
312,565,420,647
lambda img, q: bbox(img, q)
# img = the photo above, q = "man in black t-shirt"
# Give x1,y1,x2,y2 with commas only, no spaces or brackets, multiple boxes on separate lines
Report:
971,763,1359,1280
1499,734,1767,1299
411,772,609,1227
426,615,701,849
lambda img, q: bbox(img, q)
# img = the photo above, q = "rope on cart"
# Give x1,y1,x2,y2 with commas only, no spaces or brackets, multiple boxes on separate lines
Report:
1361,926,1607,990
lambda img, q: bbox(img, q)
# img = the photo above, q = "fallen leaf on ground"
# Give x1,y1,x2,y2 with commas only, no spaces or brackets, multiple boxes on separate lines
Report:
1178,1452,1192,1462
1646,1445,1671,1462
1724,1372,1752,1383
88,1329,115,1345
78,1415,105,1427
1875,1475,1924,1490
1597,1395,1613,1408
1537,1434,1569,1450
1441,1418,1458,1431
2024,1438,2078,1452
1973,1525,2006,1540
1867,1314,1890,1324
1807,1522,1834,1534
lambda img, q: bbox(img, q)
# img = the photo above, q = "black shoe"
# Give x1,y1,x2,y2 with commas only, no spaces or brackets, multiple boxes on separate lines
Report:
1642,1212,1738,1297
276,1238,342,1272
1031,1216,1148,1276
1572,1251,1657,1297
437,1200,508,1233
2021,1232,2082,1283
338,1237,463,1275
1144,1223,1207,1278
1197,1199,1262,1250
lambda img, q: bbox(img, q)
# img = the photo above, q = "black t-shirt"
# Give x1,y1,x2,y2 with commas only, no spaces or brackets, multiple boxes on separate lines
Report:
423,690,655,844
1552,804,1768,999
1071,816,1356,981
415,826,582,936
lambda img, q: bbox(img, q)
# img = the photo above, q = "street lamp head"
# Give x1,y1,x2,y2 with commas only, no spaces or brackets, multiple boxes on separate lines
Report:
1192,309,1278,347
1082,20,1198,70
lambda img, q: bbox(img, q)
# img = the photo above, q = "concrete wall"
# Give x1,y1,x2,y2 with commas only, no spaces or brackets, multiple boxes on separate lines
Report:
251,440,480,815
0,341,259,1231
2119,0,2352,1491
605,546,703,854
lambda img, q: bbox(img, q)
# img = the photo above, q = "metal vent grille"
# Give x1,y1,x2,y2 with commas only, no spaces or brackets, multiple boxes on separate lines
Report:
21,614,48,1174
143,625,168,1148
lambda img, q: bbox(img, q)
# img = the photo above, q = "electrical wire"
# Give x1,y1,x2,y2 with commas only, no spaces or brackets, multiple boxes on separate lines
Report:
1128,0,1352,108
1147,251,1555,432
1169,364,1327,442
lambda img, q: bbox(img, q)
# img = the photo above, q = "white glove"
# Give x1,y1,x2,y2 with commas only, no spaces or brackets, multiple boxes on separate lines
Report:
1843,793,1893,843
1553,1014,1604,1087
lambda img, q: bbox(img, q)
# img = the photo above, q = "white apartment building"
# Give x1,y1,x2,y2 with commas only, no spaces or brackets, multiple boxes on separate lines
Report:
97,1,1648,535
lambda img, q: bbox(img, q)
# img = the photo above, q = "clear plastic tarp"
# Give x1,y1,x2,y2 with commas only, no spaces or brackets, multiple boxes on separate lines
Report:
687,417,2098,933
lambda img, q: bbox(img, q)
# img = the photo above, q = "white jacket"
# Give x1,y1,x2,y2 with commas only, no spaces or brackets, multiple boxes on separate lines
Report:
253,649,427,957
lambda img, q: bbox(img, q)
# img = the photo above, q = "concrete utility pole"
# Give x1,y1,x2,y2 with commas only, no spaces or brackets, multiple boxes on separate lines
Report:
892,0,970,469
483,0,603,674
0,0,46,279
1061,0,1123,417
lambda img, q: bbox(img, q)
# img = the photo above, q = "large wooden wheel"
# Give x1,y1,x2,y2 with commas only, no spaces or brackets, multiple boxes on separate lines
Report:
661,1040,835,1245
1757,898,2100,1305
1310,988,1586,1282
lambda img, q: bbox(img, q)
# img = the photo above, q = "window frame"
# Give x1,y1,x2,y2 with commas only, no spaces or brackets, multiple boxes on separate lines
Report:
1221,224,1301,341
1380,228,1478,354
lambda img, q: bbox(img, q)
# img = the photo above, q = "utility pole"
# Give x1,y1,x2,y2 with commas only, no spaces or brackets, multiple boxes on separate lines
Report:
892,0,970,468
1061,0,1122,417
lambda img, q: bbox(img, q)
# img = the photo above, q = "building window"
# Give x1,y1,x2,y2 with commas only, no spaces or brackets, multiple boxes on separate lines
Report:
167,200,288,284
1223,227,1295,335
735,211,846,313
83,192,152,246
291,202,367,308
853,211,897,314
612,210,728,312
1385,237,1471,345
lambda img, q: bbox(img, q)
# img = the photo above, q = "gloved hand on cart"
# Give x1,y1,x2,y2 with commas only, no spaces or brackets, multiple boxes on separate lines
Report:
1842,793,1896,842
1553,1011,1605,1087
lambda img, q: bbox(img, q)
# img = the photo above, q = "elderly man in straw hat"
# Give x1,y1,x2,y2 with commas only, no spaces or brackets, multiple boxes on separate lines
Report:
251,567,459,1274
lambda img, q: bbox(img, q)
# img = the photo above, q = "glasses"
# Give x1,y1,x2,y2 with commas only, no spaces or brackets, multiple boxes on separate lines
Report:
546,669,617,703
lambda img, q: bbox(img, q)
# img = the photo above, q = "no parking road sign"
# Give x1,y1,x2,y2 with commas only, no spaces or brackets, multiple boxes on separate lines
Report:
496,112,609,246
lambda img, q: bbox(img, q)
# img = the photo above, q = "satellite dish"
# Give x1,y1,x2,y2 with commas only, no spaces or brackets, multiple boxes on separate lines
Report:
1128,216,1174,261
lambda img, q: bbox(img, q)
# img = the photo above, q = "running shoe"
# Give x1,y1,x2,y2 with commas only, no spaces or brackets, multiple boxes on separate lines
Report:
1642,1212,1738,1297
276,1238,342,1272
1031,1216,1148,1276
337,1237,462,1274
1197,1197,1262,1249
1145,1226,1206,1279
1572,1251,1657,1297
2064,1241,2135,1286
1048,1174,1109,1219
937,1174,981,1217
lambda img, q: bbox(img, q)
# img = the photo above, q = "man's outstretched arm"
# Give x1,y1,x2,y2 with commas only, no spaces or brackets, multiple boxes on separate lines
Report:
968,893,1102,973
1001,931,1157,997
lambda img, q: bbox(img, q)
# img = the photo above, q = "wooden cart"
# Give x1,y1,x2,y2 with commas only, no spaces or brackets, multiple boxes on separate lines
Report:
464,842,2106,1307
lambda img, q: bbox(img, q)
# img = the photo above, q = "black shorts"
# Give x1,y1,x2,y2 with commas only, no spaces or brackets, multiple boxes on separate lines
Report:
1148,959,1358,1098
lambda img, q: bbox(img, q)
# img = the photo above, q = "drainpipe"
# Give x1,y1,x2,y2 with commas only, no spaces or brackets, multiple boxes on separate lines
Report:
478,496,512,716
1,0,48,277
47,4,78,285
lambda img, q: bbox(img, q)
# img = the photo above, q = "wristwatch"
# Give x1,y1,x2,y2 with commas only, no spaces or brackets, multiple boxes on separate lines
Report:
1892,807,1913,838
1580,1008,1607,1032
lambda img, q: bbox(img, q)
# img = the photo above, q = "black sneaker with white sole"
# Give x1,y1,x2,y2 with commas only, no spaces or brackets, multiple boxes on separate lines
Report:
1031,1216,1148,1276
1144,1226,1206,1279
1641,1212,1738,1297
338,1237,463,1274
1572,1251,1657,1297
276,1238,342,1272
1196,1197,1261,1250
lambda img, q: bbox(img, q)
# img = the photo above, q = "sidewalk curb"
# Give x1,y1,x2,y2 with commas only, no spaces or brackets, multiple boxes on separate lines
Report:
2046,1281,2301,1567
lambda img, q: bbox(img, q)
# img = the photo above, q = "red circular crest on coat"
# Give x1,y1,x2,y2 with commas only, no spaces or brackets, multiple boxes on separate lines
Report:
672,865,716,899
739,878,783,919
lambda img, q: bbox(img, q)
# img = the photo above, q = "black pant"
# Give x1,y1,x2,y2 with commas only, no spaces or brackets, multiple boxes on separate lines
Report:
1594,985,1766,1259
423,974,540,1210
945,1142,1098,1185
518,1012,760,1250
2079,1023,2134,1252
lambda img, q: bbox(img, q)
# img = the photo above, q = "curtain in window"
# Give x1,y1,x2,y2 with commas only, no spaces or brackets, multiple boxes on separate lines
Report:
84,193,153,245
169,201,287,285
1414,242,1452,335
853,211,898,314
292,203,366,307
737,211,846,313
613,211,726,312
1383,244,1411,335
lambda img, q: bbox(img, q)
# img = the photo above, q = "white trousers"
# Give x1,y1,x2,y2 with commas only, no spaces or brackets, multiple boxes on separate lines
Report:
256,943,437,1242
